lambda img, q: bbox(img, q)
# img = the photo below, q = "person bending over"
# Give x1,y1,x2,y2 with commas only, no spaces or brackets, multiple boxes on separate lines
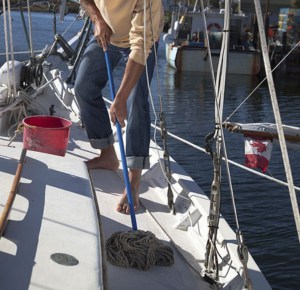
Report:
74,0,164,213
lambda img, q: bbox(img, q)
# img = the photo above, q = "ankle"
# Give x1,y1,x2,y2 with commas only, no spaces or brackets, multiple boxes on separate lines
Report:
129,169,141,188
101,145,116,156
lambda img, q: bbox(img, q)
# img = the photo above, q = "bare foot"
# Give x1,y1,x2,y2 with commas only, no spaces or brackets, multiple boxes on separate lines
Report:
116,168,141,214
86,145,119,170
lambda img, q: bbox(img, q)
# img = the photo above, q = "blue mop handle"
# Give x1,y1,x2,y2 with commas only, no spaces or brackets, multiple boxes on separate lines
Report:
104,52,137,231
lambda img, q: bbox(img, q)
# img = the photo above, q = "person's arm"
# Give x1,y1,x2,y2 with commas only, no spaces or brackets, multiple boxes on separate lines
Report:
109,1,163,128
80,0,111,50
109,58,144,127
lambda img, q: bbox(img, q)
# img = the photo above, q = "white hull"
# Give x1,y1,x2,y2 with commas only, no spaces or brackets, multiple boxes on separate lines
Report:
163,6,262,75
165,44,261,75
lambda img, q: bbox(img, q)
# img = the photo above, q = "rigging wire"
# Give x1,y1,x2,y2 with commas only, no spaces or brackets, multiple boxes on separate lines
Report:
214,2,242,234
253,0,300,243
145,0,176,210
148,2,175,212
26,0,34,58
202,1,253,287
199,0,216,88
2,0,16,97
204,0,229,280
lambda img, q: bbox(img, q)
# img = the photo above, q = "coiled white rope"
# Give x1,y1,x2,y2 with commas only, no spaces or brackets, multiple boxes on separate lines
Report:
106,230,174,271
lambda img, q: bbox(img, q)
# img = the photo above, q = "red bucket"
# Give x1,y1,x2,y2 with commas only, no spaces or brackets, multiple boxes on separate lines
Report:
22,115,72,156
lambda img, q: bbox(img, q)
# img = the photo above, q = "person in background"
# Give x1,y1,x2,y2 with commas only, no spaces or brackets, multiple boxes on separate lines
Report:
74,0,164,214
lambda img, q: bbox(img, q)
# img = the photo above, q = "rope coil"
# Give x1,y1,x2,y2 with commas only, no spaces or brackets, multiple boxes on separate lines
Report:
106,230,174,271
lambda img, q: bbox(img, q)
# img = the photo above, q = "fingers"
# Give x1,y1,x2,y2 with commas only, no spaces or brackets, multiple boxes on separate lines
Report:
115,117,126,128
95,34,108,51
118,120,126,128
109,110,126,128
101,38,107,52
100,34,111,51
98,36,106,51
110,110,116,125
94,21,112,50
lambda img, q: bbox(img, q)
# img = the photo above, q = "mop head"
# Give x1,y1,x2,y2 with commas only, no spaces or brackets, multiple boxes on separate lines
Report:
106,230,174,271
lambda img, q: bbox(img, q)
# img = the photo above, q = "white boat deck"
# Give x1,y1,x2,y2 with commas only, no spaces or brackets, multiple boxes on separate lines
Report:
0,142,103,290
0,122,211,290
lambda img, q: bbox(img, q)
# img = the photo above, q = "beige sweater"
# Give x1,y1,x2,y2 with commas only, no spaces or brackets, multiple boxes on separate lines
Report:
94,0,164,65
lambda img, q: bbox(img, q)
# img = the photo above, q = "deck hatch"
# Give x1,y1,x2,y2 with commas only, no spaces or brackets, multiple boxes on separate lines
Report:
50,253,79,266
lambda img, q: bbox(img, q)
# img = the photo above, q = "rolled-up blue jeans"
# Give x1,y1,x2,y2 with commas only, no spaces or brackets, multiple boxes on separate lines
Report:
74,37,158,169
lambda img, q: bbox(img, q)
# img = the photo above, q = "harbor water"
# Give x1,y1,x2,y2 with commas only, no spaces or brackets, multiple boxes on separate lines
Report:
1,11,300,290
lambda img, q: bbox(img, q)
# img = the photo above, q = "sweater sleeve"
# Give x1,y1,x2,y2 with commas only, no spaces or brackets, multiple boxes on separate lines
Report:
129,1,164,65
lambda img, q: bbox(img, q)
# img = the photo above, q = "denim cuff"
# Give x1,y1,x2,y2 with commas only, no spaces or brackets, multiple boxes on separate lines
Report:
90,134,115,149
126,156,150,169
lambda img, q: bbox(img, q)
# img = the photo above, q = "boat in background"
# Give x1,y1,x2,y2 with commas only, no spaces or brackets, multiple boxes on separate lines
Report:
163,1,261,75
268,7,300,76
